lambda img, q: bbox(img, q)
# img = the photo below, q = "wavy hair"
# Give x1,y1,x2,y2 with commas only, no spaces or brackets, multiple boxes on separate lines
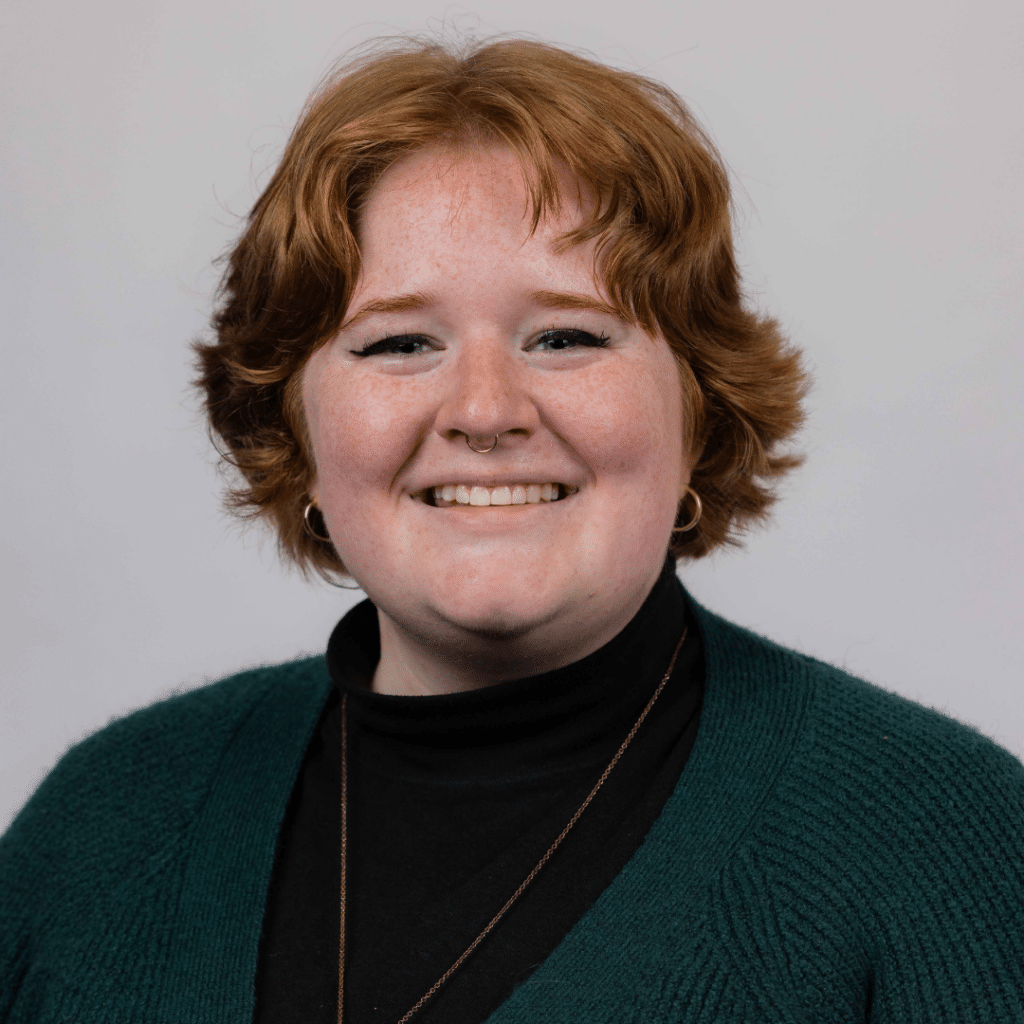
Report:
194,36,808,578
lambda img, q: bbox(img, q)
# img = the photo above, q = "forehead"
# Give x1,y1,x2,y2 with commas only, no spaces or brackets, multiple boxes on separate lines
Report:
355,145,596,285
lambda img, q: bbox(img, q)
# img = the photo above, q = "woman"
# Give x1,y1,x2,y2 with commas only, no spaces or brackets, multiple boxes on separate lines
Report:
2,37,1022,1024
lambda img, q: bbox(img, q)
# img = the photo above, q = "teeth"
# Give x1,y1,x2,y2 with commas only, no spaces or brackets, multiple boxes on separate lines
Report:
430,484,573,507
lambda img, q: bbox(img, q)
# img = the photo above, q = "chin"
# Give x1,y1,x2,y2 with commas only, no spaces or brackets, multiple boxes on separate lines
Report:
440,608,546,642
423,570,568,643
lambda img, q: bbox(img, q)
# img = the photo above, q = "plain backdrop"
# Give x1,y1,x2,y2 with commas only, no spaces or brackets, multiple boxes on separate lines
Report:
2,0,1022,829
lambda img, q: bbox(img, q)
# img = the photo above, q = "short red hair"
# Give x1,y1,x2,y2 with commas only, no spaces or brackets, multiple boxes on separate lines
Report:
195,37,807,578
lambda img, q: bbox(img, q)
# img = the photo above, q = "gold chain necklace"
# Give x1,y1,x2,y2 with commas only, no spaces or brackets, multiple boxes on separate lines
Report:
336,626,687,1024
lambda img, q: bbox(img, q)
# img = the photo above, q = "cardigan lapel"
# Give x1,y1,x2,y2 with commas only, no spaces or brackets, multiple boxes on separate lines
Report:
481,597,817,1023
159,657,333,1022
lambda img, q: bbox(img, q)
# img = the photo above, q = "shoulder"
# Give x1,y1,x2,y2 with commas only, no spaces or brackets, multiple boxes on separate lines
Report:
681,602,1024,1014
694,599,1024,885
0,657,332,1016
37,655,327,811
796,644,1023,839
694,597,1023,788
0,655,331,886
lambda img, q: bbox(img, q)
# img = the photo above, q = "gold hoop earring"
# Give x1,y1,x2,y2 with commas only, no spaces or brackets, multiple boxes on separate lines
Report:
672,487,703,533
303,500,332,543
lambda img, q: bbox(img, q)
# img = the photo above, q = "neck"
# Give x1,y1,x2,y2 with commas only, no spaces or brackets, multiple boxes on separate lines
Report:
370,565,667,697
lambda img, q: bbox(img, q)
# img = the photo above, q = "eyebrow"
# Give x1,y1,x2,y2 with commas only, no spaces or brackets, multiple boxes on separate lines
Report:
529,290,624,320
339,289,626,332
339,292,437,332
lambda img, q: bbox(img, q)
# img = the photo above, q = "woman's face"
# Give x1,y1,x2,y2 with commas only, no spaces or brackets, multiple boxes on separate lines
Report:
302,145,688,674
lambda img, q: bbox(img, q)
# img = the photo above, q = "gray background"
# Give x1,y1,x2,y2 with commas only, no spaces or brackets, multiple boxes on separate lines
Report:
2,0,1021,829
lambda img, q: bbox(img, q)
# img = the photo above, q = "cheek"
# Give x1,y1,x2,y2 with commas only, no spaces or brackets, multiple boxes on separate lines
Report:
303,358,421,494
553,359,685,488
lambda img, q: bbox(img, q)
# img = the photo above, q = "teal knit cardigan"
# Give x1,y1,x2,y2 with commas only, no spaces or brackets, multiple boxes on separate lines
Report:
2,600,1023,1022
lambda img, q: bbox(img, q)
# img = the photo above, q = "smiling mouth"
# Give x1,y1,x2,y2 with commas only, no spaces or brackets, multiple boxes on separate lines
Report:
419,483,577,507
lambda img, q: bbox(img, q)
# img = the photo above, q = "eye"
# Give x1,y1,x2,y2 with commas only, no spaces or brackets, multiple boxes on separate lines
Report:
351,334,433,357
531,329,610,352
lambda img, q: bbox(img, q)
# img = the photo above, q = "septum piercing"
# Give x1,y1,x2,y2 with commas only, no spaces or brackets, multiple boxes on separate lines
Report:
466,435,498,453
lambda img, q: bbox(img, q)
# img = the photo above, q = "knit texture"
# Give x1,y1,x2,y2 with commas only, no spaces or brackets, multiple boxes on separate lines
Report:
2,601,1023,1022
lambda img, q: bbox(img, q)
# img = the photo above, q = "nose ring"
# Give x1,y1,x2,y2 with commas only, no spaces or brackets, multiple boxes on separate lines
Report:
466,434,498,454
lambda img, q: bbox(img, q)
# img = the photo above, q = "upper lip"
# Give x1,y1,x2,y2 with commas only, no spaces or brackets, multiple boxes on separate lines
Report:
409,472,576,490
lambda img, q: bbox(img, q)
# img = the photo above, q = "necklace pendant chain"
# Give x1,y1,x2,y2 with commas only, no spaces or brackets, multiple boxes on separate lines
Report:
337,625,688,1024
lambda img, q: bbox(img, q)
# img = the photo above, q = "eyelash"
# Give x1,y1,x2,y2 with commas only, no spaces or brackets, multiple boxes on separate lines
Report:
351,329,610,358
352,335,431,357
532,329,610,352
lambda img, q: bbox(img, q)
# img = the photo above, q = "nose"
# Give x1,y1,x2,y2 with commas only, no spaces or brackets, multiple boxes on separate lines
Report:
434,335,538,448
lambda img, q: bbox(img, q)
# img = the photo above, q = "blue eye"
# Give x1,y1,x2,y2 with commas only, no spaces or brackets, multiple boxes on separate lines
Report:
352,335,432,357
533,329,609,351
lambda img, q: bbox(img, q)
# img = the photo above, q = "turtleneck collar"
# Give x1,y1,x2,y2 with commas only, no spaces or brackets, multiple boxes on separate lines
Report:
324,556,692,781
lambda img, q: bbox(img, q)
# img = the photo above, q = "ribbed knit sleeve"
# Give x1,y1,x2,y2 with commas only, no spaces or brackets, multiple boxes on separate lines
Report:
0,659,330,1023
707,660,1024,1021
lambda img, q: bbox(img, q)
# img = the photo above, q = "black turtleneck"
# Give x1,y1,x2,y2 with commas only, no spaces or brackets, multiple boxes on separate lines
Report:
255,558,704,1024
